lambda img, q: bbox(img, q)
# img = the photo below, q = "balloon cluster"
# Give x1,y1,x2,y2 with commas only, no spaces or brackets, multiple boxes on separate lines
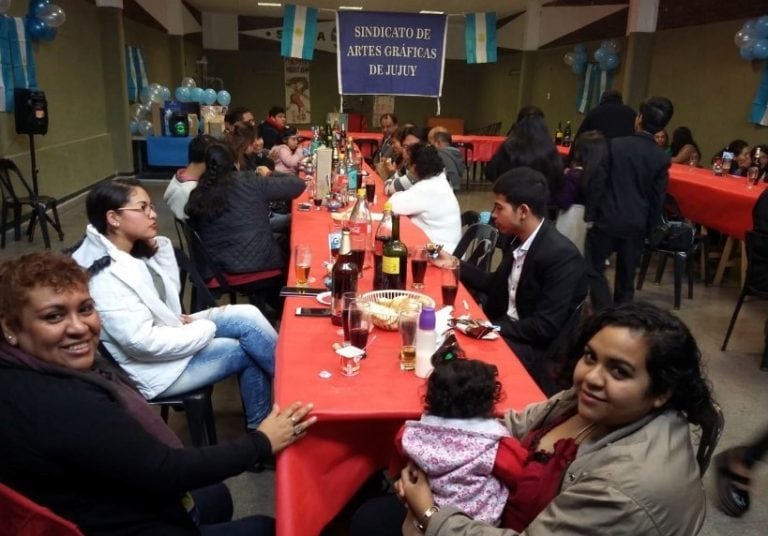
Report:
734,16,768,61
128,78,233,136
563,40,621,75
26,0,66,42
174,77,231,106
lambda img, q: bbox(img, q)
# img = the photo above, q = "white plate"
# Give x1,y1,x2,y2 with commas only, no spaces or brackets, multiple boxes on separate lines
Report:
316,291,332,305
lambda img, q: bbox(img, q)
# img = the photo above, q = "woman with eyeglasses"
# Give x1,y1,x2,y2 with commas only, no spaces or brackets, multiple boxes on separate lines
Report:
70,178,277,430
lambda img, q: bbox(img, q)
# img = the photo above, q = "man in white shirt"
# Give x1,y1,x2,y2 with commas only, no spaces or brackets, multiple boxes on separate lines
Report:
163,135,214,221
439,167,587,394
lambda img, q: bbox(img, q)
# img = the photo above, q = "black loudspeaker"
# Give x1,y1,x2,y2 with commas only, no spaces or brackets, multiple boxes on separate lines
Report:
14,88,48,135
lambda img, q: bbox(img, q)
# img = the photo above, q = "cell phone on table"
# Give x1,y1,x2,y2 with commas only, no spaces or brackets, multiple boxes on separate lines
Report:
297,202,312,212
295,307,332,317
281,286,325,296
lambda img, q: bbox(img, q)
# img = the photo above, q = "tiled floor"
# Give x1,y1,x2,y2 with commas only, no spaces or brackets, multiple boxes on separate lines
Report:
3,176,768,535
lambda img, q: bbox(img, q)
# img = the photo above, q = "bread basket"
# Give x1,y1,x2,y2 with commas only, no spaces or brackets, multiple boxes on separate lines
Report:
358,290,435,330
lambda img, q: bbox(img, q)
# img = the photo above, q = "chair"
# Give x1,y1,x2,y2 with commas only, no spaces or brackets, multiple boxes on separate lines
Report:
721,230,768,352
695,401,725,476
453,223,499,274
174,247,218,314
0,482,84,535
0,158,64,249
452,141,475,188
97,342,218,447
636,194,699,309
175,218,284,311
356,138,379,164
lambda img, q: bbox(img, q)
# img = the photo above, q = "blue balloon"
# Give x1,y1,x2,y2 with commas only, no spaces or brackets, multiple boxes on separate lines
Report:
740,45,755,61
744,20,756,31
572,62,587,76
593,47,608,62
753,39,768,60
603,53,620,71
574,43,587,54
190,87,205,103
26,17,56,41
161,86,171,102
203,88,217,105
28,0,50,17
755,16,768,39
216,90,231,106
175,86,191,102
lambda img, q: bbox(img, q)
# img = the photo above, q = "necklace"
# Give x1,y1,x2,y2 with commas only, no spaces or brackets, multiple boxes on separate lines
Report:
574,421,597,443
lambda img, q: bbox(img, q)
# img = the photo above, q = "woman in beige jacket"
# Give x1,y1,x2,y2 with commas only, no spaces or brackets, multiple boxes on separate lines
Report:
358,302,716,536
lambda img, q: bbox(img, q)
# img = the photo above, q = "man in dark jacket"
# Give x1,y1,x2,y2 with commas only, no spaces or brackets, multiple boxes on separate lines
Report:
575,89,636,140
441,167,587,394
258,106,287,150
432,130,466,190
584,96,674,310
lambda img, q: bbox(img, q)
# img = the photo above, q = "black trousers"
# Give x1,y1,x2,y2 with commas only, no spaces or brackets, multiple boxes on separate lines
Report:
585,227,645,310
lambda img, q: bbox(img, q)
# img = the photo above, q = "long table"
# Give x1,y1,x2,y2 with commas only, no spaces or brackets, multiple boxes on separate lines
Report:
273,168,544,535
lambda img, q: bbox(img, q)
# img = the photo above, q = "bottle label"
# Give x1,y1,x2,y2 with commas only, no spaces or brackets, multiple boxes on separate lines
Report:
382,255,400,274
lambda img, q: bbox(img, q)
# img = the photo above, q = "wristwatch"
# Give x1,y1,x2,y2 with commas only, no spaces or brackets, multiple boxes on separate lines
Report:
413,505,440,533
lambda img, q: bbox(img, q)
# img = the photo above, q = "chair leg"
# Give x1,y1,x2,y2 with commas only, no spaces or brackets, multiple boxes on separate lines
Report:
182,396,216,446
50,203,64,241
13,206,21,241
1,204,7,248
673,252,684,310
35,205,51,249
636,250,652,290
654,255,668,284
721,290,748,351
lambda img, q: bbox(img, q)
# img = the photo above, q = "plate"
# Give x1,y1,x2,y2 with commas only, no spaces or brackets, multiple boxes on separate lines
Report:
316,291,332,305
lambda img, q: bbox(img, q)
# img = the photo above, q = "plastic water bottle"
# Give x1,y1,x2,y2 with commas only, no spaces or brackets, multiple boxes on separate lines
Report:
415,306,437,378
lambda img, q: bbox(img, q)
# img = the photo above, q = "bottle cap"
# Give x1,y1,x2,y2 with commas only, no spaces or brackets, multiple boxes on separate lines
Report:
357,188,366,197
418,306,436,331
383,201,393,211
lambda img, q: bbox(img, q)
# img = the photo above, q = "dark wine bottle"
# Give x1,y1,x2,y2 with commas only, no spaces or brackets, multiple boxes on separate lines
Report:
331,229,359,326
382,214,408,290
373,201,393,290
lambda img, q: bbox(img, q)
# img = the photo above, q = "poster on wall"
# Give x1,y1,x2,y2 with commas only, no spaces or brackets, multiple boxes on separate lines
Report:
284,58,311,124
373,95,395,124
336,11,447,97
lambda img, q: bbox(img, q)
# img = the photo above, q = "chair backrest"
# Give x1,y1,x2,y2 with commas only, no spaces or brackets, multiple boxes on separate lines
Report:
695,401,724,476
0,482,84,536
453,223,499,273
744,230,768,294
173,246,218,312
175,218,233,293
0,158,35,203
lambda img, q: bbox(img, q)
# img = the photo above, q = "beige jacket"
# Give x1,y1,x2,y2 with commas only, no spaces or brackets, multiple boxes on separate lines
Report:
419,389,705,536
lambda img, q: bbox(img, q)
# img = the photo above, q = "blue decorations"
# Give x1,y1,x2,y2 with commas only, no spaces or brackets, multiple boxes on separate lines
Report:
202,88,217,105
736,16,768,61
564,41,619,75
25,0,65,42
190,87,204,103
216,90,231,106
175,86,191,102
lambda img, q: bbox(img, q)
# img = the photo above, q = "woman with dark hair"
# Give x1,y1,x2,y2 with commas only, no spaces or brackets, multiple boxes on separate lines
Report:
670,126,701,166
714,139,751,176
389,142,462,252
70,178,278,430
186,142,305,275
752,144,768,180
485,105,564,198
0,252,315,535
554,130,607,254
352,302,716,536
225,121,274,175
654,129,670,153
379,125,425,194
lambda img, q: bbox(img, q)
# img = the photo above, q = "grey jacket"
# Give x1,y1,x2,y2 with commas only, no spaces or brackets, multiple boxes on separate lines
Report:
439,146,466,190
421,389,705,536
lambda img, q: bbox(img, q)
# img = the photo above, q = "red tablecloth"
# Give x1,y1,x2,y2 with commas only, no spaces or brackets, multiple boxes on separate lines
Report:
274,167,544,535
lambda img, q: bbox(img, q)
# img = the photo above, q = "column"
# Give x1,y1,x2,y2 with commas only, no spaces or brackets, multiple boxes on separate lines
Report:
621,0,659,109
517,0,542,112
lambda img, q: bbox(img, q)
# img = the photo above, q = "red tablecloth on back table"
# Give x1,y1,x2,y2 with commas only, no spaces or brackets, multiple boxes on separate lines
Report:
274,170,544,535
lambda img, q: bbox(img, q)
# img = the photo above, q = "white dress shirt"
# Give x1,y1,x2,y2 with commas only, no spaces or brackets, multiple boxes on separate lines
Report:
506,219,545,320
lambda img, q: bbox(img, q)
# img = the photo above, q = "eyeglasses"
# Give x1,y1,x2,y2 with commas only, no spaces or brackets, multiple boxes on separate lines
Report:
117,202,156,216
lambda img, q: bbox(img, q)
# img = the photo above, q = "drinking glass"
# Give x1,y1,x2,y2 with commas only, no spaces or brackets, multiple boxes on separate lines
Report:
365,176,376,204
410,246,428,289
441,257,460,307
341,292,359,346
398,303,421,371
313,183,324,210
294,244,312,286
688,154,699,169
347,300,372,352
747,167,760,189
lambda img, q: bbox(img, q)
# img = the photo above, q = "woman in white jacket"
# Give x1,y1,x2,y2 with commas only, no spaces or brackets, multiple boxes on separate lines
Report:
71,178,276,429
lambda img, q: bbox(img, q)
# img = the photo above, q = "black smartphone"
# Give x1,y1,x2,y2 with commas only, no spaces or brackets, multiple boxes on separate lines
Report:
280,286,325,296
297,202,312,212
295,307,331,317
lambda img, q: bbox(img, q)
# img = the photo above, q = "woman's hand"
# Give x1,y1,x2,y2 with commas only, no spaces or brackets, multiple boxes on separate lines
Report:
376,158,396,179
255,166,272,176
399,462,435,520
257,402,317,453
179,314,195,325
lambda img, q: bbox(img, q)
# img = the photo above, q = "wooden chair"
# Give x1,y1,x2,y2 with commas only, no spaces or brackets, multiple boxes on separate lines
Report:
0,482,84,535
0,158,64,249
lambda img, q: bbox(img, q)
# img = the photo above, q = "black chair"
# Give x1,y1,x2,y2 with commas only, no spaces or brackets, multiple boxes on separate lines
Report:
636,194,699,309
97,342,218,447
721,230,768,352
174,246,218,314
0,158,64,249
453,223,499,274
452,141,475,188
696,401,725,476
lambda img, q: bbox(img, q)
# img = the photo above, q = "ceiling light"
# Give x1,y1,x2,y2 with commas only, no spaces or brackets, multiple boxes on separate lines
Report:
419,10,444,14
339,6,363,10
257,2,281,6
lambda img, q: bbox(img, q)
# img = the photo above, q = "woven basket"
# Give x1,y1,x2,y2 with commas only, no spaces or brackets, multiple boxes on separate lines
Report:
358,290,435,330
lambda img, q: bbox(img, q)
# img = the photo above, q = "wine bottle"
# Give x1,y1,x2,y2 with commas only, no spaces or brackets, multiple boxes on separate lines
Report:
373,202,393,290
382,214,408,290
562,121,572,148
555,122,563,146
331,229,359,326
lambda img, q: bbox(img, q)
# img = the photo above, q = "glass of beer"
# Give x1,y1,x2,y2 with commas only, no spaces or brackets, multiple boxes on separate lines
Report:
294,244,312,286
398,302,421,371
441,257,460,307
410,246,428,289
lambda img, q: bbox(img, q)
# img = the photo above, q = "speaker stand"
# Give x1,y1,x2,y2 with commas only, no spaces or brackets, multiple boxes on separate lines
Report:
28,133,39,195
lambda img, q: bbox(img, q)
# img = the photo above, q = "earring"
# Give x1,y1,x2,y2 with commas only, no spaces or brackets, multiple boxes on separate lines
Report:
6,335,15,344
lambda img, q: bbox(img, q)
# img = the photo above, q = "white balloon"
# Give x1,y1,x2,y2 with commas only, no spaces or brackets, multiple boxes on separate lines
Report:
181,77,197,88
138,120,154,137
39,4,66,28
0,0,11,15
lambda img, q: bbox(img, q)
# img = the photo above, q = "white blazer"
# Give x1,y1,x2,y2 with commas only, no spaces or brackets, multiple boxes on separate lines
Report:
71,225,216,398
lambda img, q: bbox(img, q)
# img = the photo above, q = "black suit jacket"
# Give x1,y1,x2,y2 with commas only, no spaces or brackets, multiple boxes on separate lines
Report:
461,220,588,351
575,101,636,140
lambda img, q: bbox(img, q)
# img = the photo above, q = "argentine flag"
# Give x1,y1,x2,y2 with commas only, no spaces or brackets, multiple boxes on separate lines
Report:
465,12,497,64
281,5,318,60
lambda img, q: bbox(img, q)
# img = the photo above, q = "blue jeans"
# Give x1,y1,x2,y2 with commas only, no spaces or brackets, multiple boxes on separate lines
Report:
159,304,277,427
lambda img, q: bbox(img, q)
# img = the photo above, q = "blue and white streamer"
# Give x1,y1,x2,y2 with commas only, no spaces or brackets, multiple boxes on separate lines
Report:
0,17,38,113
749,62,768,126
576,63,613,114
125,45,148,104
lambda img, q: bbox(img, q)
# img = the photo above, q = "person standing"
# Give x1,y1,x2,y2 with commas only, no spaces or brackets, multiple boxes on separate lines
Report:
584,96,674,310
574,90,636,141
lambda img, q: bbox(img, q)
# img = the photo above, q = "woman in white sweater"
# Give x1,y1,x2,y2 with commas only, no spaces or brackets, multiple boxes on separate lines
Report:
71,178,276,429
389,142,462,253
